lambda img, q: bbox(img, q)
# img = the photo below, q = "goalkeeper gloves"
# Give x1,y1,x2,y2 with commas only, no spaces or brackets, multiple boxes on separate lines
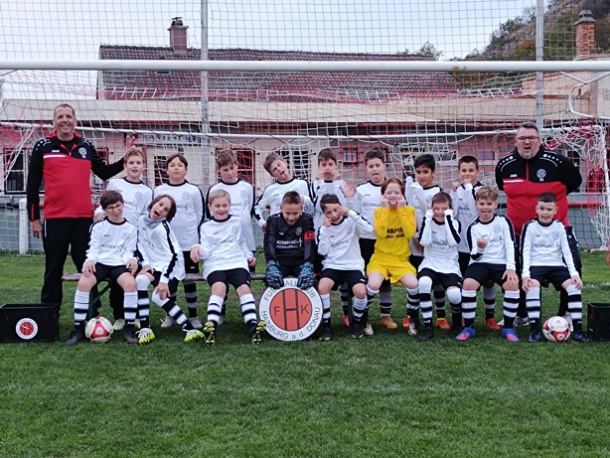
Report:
297,262,315,290
265,260,284,289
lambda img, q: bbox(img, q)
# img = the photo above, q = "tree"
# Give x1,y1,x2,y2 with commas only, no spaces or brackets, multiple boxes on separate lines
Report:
417,42,443,60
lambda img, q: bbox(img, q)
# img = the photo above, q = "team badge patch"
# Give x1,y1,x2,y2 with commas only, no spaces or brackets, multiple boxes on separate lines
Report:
259,278,323,341
78,147,87,158
16,318,38,340
536,169,547,181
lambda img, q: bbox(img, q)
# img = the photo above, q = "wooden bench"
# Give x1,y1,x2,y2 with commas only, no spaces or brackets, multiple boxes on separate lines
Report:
62,272,267,282
62,272,267,319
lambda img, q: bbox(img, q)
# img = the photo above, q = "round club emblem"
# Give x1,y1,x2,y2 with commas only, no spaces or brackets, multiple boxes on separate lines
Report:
16,318,39,340
259,277,323,341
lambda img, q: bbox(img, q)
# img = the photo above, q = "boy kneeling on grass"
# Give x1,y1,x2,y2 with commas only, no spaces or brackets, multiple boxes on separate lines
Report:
65,191,138,345
191,189,265,345
521,192,591,343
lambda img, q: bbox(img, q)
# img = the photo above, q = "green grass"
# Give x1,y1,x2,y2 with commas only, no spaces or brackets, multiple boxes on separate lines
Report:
1,252,610,457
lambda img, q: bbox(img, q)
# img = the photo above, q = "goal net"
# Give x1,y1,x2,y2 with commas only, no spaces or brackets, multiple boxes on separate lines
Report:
1,0,610,251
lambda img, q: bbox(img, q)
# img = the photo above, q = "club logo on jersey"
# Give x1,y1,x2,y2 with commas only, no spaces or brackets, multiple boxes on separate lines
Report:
182,192,191,202
259,278,323,341
240,190,249,200
16,318,38,340
78,147,87,158
295,227,302,236
536,169,547,181
135,192,143,200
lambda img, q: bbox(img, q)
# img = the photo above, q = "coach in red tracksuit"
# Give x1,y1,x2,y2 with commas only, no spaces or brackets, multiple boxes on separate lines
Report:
495,121,582,321
26,104,124,306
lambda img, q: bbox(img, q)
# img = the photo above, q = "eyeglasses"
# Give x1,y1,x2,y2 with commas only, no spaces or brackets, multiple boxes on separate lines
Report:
516,136,539,141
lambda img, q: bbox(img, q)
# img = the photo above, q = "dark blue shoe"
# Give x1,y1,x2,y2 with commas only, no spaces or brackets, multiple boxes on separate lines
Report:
528,331,542,343
571,332,592,343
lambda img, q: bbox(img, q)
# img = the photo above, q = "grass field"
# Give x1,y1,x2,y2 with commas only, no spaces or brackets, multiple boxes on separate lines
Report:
1,252,610,457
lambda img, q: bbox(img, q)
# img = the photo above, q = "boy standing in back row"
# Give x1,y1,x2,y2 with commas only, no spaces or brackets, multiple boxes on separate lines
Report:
450,155,499,331
254,152,313,232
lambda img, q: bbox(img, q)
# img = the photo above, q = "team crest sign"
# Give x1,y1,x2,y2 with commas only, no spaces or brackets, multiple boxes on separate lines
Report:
259,278,323,341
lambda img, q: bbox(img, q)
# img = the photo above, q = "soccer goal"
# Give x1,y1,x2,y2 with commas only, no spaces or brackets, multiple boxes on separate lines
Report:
1,1,610,252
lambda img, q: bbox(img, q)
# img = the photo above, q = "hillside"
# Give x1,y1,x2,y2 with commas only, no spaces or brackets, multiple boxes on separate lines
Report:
465,0,610,61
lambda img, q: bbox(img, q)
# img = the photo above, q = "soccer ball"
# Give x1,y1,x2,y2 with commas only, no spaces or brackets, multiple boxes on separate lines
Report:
542,316,571,343
85,316,114,343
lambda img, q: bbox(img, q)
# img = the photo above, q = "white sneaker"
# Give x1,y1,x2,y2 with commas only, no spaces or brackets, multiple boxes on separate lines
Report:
189,316,203,329
112,319,125,331
408,321,418,336
363,322,374,336
161,316,176,328
514,316,530,327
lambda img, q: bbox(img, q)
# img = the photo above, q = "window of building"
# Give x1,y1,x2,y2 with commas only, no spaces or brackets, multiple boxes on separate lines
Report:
3,149,25,193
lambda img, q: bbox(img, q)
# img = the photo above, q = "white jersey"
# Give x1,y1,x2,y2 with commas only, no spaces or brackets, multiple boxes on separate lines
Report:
310,178,347,231
85,218,137,268
466,214,516,270
346,181,382,240
254,178,313,227
405,182,443,256
317,210,372,273
450,181,483,254
154,181,205,251
137,215,185,283
94,178,153,225
418,210,461,275
206,178,256,251
520,218,578,278
193,216,253,279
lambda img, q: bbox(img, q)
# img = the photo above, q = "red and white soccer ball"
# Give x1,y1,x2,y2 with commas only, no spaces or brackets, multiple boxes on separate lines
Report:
542,316,571,343
85,316,114,343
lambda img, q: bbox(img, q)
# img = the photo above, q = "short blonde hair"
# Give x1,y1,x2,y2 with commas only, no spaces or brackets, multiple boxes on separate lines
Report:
124,146,145,162
475,186,498,202
208,189,231,206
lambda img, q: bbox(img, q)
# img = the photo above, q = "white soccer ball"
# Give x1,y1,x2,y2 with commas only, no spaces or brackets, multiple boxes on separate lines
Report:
542,316,571,343
85,316,114,343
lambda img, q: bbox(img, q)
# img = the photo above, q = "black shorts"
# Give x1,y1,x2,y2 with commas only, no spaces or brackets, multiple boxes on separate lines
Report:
359,238,376,266
183,251,200,274
530,266,571,289
93,263,131,283
207,268,251,289
278,263,301,278
418,268,461,290
409,255,424,270
320,268,366,290
151,271,179,293
464,263,509,288
458,252,471,277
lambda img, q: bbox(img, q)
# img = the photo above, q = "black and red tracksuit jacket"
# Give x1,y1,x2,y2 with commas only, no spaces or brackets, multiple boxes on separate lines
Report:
495,146,581,236
26,131,124,221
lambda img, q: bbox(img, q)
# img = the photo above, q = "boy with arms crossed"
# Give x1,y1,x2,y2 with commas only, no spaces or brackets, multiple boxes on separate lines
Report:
455,187,520,342
521,193,590,343
317,194,372,340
